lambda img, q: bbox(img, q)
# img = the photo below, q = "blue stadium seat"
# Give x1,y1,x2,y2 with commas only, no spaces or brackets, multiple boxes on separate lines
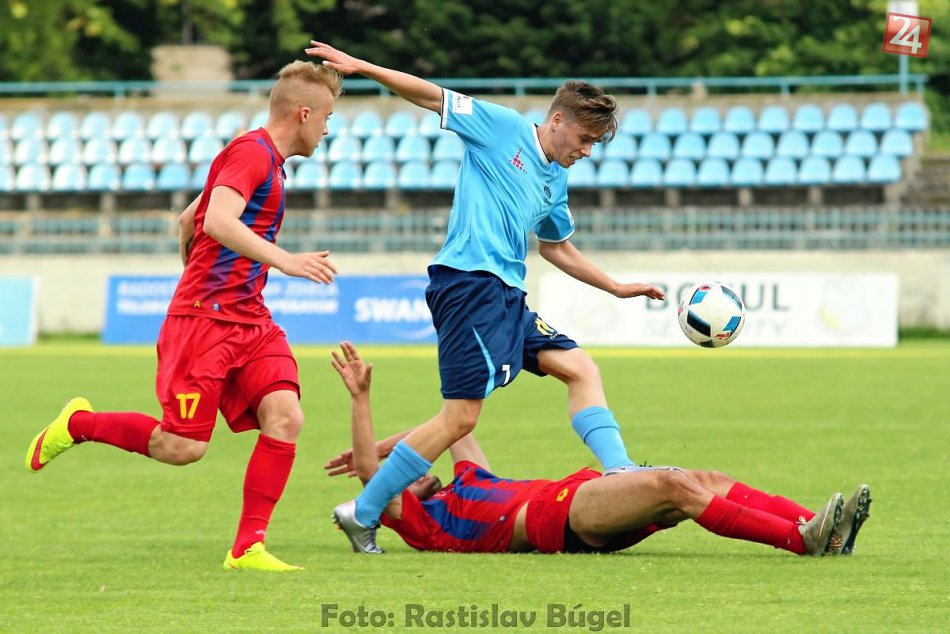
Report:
362,160,397,190
248,110,269,131
46,112,79,140
689,107,721,135
385,111,417,138
798,156,831,185
433,135,465,162
0,139,12,165
48,138,83,166
15,164,51,191
895,102,927,132
395,135,431,163
429,160,459,190
418,111,443,138
397,161,430,190
792,104,825,133
860,102,892,132
844,130,878,158
187,135,223,164
757,105,790,133
215,111,247,141
290,161,326,189
603,133,637,161
328,161,361,189
151,137,187,164
11,112,44,141
79,111,111,141
620,109,652,136
362,136,396,162
723,106,756,134
696,158,730,187
706,132,740,160
775,131,809,159
51,164,87,191
122,163,156,191
0,165,14,192
567,160,596,188
86,162,121,191
811,130,844,158
596,160,630,187
672,132,705,160
663,158,696,187
157,163,191,191
630,159,662,188
879,129,913,157
522,109,546,126
281,164,295,188
656,108,688,134
826,104,858,132
867,155,902,183
180,112,214,141
190,161,212,190
831,156,866,184
764,157,797,186
589,142,605,163
14,138,48,165
118,137,152,165
328,136,362,163
110,112,145,141
740,131,775,159
730,158,763,186
146,112,180,140
350,111,384,139
638,132,671,161
0,114,8,140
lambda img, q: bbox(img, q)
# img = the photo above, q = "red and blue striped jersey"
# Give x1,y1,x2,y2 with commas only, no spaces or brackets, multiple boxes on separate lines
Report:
381,460,550,553
167,128,287,324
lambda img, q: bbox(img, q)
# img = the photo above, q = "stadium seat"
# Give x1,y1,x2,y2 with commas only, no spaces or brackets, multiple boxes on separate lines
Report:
706,132,740,160
672,132,705,160
723,106,756,133
328,136,362,163
689,107,721,135
118,137,152,165
740,131,775,159
730,158,763,186
385,111,417,138
248,110,269,131
567,160,596,188
15,164,51,191
350,111,384,139
417,111,443,138
764,157,797,186
146,112,180,140
757,105,790,133
879,129,913,157
290,161,326,189
215,111,247,140
0,165,14,191
46,112,79,139
433,135,465,162
798,156,832,185
187,135,223,164
0,139,12,165
83,139,119,165
620,109,652,136
894,102,927,132
328,160,362,189
152,137,187,164
656,108,688,135
122,162,157,191
775,131,809,159
811,130,844,158
630,159,662,188
696,158,730,187
156,163,191,191
0,114,8,140
86,162,121,191
14,138,48,165
79,111,111,141
596,159,630,187
395,135,431,163
844,130,878,158
362,136,396,162
180,112,214,141
831,156,866,184
589,142,605,163
860,102,892,132
362,160,397,190
397,160,430,189
110,112,145,141
603,133,637,161
429,160,459,189
11,112,44,141
663,158,696,187
638,132,671,161
190,161,211,189
867,155,902,183
48,138,83,166
51,164,87,191
792,104,825,133
826,103,858,132
522,109,547,126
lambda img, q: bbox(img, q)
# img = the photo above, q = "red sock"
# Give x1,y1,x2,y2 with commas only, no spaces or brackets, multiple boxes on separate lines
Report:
696,495,806,554
727,482,815,522
232,434,296,557
68,411,158,456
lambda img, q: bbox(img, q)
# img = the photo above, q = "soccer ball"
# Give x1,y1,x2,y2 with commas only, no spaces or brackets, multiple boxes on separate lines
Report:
677,282,746,348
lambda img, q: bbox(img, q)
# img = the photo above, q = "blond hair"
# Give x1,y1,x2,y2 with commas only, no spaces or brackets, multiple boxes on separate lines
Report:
548,80,618,143
269,60,343,115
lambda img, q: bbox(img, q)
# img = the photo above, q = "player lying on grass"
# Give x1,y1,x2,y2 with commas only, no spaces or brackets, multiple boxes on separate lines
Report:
328,342,871,557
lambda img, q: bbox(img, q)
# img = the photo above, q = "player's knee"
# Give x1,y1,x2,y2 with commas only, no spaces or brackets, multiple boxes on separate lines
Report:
160,437,207,465
558,349,601,384
653,468,701,510
261,406,304,442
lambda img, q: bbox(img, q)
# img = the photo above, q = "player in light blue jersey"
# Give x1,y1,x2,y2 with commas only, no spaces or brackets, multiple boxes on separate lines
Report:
307,41,665,553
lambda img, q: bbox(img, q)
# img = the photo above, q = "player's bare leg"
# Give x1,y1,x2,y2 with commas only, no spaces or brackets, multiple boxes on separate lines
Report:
147,430,208,465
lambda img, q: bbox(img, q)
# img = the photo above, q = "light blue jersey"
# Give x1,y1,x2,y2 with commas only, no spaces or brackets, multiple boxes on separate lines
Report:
432,89,576,292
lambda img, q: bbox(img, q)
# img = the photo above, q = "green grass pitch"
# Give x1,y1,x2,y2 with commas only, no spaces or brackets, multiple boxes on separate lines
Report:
1,341,948,632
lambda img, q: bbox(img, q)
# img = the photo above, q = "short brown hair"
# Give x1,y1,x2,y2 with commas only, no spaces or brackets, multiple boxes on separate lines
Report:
549,80,618,143
269,60,343,117
276,60,343,97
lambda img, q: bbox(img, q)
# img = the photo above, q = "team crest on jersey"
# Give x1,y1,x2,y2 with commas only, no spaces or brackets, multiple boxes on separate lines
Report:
543,184,552,201
510,148,527,174
452,93,472,115
535,317,558,339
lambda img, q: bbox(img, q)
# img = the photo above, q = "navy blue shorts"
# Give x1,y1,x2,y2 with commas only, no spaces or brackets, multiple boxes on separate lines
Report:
426,266,578,399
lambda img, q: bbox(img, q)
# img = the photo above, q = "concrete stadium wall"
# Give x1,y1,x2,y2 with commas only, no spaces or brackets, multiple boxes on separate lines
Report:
1,250,947,335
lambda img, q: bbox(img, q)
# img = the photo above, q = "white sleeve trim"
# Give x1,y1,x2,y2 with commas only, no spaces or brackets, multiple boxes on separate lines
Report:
536,227,576,243
440,88,449,129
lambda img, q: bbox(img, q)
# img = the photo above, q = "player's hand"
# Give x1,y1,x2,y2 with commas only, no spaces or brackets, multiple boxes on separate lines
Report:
305,41,362,76
277,250,337,284
331,340,373,397
324,439,394,478
613,282,666,300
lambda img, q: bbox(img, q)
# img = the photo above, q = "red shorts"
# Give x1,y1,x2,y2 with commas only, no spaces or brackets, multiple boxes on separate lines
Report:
525,468,663,553
155,315,300,442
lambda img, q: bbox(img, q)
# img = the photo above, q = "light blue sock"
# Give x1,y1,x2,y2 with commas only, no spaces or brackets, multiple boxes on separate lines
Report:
571,406,634,471
354,441,432,527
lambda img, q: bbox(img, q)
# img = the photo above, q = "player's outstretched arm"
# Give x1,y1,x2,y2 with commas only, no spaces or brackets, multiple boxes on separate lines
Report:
305,41,442,113
538,240,665,300
178,195,200,266
330,341,379,485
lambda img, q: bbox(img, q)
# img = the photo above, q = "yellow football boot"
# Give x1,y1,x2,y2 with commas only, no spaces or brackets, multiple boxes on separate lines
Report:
25,397,93,473
223,542,303,572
